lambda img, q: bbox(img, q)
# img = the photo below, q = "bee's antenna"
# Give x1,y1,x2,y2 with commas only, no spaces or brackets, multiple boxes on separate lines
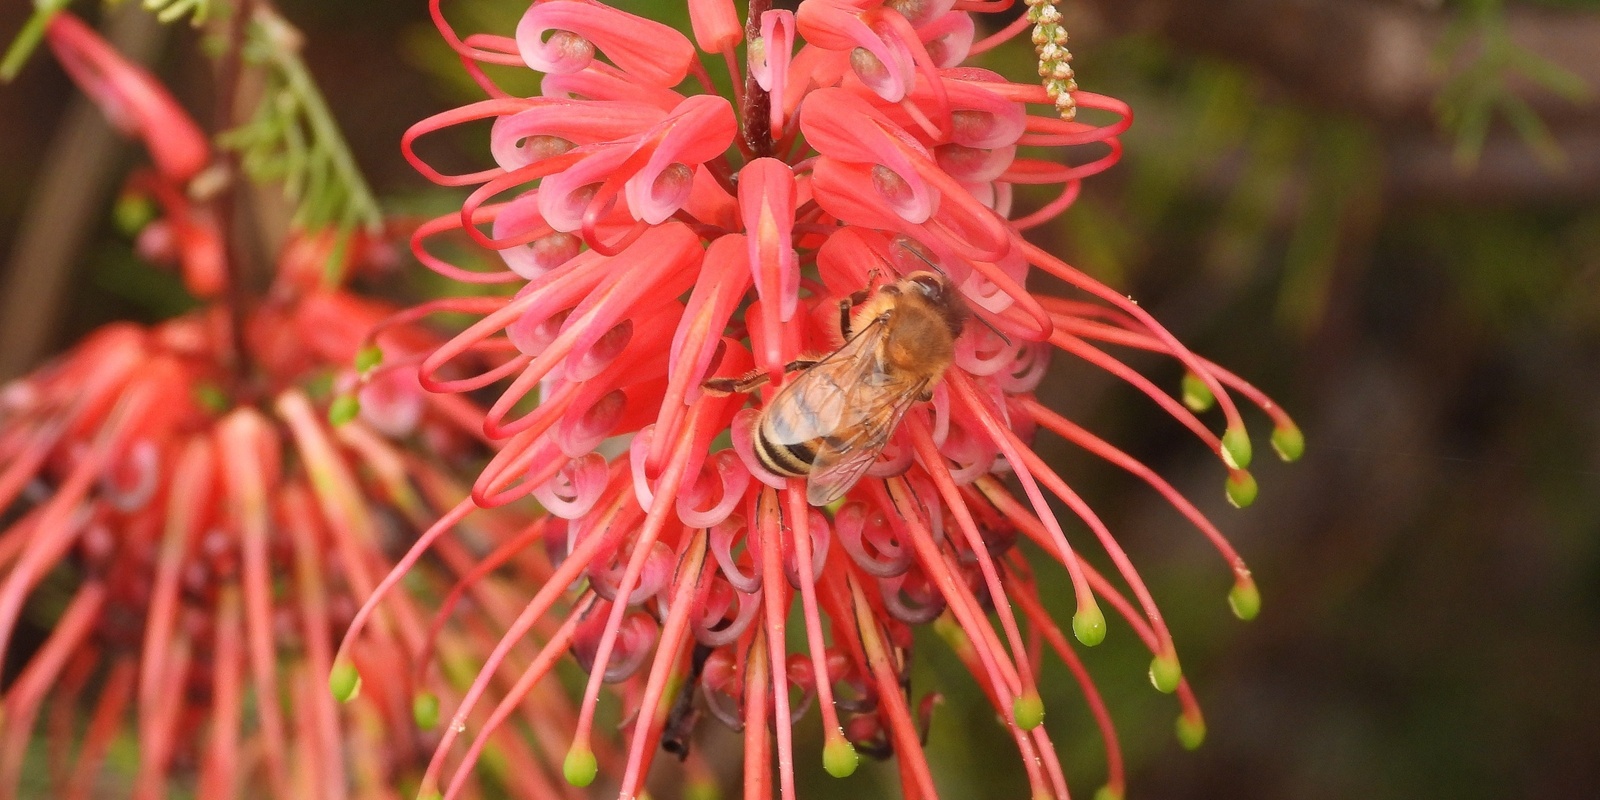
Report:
896,241,1014,347
978,315,1014,347
896,238,947,278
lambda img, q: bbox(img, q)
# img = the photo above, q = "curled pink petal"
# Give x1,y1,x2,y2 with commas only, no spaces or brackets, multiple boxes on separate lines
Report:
835,501,913,577
517,0,695,87
100,439,160,513
572,605,661,682
588,540,675,607
709,514,760,594
489,98,665,170
678,451,751,528
693,578,760,647
624,95,739,224
531,452,609,519
919,11,975,67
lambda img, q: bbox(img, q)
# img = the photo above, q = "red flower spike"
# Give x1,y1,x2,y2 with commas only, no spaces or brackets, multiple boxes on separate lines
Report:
379,1,1304,798
46,13,209,183
0,229,567,796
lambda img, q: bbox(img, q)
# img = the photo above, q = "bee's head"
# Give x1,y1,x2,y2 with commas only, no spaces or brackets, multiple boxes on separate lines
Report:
899,271,967,337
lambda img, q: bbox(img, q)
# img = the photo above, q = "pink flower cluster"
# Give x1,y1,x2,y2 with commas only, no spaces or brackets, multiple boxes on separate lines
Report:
0,14,577,799
355,2,1306,799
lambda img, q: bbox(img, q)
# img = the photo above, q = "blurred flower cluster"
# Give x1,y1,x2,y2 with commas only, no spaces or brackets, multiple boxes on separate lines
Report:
0,11,576,799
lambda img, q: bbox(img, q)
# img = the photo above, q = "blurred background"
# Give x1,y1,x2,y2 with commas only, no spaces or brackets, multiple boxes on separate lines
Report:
1,1,1597,799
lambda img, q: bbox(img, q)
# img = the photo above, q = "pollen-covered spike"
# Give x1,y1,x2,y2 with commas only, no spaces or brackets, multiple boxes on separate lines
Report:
1027,0,1078,120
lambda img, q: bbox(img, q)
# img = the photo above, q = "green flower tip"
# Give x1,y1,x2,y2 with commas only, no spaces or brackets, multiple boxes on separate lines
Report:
685,783,721,800
1093,786,1124,800
1181,372,1215,413
417,790,443,800
1271,424,1305,462
194,383,231,414
1073,604,1107,647
329,662,362,703
563,745,598,787
1221,426,1253,470
412,690,441,730
1176,714,1207,750
1225,471,1258,509
823,737,859,778
1228,577,1261,621
328,394,361,427
113,193,157,235
1148,653,1182,694
932,614,970,651
354,345,384,375
1012,692,1046,731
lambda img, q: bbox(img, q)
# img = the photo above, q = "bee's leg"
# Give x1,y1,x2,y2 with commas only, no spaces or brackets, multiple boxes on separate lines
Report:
702,359,822,396
837,291,873,338
701,368,770,396
917,388,934,403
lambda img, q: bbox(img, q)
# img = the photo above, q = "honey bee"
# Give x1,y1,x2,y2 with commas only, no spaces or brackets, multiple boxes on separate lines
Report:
705,271,968,506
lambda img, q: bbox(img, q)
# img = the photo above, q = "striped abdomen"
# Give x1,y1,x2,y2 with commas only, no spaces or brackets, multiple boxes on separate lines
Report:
753,415,852,478
753,418,817,477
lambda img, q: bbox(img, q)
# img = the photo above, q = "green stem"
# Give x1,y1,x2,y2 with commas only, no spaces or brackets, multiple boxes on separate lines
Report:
1,0,73,82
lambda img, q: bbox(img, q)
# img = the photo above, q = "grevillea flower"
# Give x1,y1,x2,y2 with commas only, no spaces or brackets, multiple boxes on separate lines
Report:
363,1,1307,798
0,17,576,797
0,236,593,797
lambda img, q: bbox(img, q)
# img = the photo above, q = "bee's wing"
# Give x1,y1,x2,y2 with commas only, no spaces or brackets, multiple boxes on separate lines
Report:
804,375,928,507
763,317,891,446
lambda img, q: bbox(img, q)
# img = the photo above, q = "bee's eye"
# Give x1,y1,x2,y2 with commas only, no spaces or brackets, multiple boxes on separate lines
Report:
909,275,944,299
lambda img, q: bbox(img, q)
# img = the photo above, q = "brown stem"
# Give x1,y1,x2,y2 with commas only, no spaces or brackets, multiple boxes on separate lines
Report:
212,0,261,391
741,0,774,159
0,7,166,381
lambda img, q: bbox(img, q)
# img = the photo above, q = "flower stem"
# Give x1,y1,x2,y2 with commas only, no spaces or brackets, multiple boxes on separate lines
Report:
213,0,259,391
741,0,773,158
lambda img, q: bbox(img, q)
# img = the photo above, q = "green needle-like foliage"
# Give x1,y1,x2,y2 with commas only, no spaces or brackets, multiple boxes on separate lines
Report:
221,8,382,283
